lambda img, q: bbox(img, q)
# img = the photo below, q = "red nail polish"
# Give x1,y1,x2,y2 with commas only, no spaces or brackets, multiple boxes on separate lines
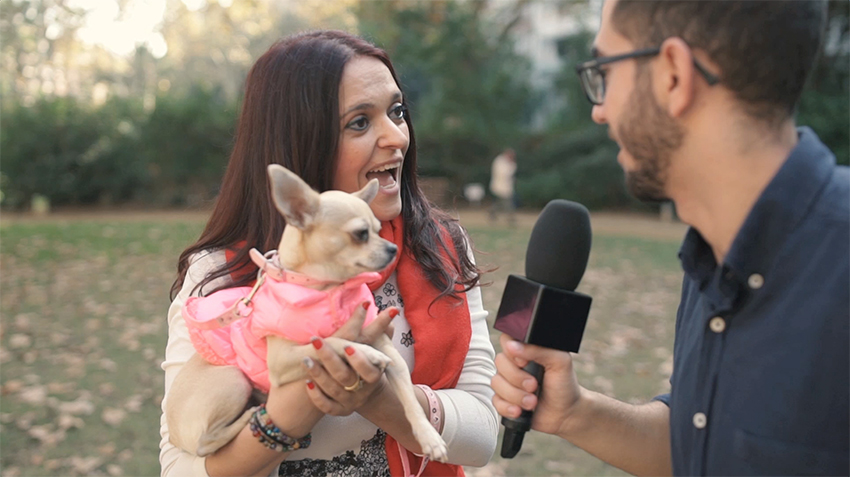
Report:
362,301,370,310
345,346,355,356
389,308,399,318
311,338,323,350
307,380,315,390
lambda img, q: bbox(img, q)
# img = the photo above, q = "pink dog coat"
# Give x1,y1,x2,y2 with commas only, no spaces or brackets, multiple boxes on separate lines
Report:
182,252,380,393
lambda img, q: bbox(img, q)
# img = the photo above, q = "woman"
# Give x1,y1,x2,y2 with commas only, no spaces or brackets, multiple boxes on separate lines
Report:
159,30,498,477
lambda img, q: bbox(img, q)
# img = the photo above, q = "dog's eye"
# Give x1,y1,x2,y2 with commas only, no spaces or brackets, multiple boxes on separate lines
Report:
352,229,369,243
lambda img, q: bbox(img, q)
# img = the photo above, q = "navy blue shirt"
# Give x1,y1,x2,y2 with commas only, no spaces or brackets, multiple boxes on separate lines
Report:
657,128,849,476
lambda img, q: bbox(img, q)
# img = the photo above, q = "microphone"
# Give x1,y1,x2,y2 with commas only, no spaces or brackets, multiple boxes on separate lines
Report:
493,199,593,458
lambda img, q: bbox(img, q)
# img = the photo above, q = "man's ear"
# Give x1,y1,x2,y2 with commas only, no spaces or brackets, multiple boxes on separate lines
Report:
267,164,321,230
352,179,379,204
657,37,697,118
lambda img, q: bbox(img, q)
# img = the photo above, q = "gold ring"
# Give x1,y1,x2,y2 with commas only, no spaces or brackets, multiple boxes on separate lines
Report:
343,376,364,392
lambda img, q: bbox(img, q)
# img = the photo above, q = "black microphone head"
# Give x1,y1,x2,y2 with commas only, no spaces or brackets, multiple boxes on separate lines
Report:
525,200,591,291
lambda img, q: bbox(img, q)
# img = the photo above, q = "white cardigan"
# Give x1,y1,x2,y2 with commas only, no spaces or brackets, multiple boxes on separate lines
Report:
159,249,498,476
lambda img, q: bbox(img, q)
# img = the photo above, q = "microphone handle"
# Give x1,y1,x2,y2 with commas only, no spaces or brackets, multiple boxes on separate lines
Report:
500,360,544,458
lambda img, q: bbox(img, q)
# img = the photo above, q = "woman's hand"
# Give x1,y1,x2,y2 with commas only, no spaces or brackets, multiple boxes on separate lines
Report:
302,305,398,415
332,301,396,344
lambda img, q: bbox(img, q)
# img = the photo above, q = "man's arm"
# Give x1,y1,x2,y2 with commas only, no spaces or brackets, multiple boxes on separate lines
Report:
491,334,672,477
559,390,671,476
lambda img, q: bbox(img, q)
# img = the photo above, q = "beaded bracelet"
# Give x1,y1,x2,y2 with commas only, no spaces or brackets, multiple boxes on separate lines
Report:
249,404,312,452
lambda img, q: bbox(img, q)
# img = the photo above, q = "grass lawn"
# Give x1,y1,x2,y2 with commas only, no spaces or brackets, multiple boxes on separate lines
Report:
0,211,684,476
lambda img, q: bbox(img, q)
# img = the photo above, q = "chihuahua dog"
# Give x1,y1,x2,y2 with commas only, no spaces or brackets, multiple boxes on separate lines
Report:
165,164,448,463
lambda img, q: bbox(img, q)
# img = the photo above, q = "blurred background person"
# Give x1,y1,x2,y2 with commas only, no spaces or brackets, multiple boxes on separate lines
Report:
489,148,517,227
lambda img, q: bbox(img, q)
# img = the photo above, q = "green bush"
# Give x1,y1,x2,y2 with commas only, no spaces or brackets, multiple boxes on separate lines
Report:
0,97,148,209
0,89,237,209
139,87,237,206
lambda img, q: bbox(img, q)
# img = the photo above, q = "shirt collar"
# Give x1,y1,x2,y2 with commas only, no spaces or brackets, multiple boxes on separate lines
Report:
680,127,837,289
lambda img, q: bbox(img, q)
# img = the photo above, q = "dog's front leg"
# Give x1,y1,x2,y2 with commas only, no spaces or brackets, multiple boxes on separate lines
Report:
267,336,313,387
266,336,393,388
372,335,448,462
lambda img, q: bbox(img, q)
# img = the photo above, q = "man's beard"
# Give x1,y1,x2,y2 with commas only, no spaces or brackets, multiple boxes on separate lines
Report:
615,65,684,203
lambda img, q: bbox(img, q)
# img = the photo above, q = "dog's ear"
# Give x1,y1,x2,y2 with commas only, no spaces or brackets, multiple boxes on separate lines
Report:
352,179,379,204
267,164,320,229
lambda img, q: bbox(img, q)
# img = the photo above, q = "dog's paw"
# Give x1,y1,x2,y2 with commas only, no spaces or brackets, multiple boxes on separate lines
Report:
349,343,393,371
413,424,448,463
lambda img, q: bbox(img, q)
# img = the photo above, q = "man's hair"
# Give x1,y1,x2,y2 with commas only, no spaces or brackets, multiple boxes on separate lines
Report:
611,0,828,126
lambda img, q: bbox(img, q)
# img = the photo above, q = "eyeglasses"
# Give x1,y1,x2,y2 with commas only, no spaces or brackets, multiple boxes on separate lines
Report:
575,47,720,106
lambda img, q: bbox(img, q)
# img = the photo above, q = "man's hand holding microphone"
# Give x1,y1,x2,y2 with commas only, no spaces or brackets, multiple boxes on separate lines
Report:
489,200,672,476
492,332,583,440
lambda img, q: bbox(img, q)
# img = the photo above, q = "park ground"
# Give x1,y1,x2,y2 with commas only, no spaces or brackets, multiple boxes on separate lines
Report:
1,207,686,476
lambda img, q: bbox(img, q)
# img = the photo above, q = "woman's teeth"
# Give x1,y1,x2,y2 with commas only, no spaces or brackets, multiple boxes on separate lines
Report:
366,166,398,188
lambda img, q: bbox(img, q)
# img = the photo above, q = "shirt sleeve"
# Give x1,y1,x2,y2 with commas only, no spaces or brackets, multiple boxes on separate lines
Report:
652,393,671,407
434,235,499,467
159,250,229,477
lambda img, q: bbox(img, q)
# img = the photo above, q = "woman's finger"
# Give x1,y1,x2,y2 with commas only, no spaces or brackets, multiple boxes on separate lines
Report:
302,355,378,414
304,379,347,416
341,345,384,384
360,307,398,343
333,302,370,341
310,338,359,393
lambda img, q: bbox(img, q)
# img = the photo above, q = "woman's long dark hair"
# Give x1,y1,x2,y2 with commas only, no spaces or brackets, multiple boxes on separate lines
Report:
171,30,480,303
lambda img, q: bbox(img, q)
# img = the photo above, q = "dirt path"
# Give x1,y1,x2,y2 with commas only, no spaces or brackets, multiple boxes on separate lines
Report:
1,207,688,241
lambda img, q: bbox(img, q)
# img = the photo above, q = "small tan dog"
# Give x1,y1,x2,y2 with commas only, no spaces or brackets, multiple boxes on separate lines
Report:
165,164,448,462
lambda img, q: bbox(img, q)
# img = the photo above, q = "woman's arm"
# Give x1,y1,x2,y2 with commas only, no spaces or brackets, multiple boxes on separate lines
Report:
351,283,498,465
160,251,324,477
430,283,498,466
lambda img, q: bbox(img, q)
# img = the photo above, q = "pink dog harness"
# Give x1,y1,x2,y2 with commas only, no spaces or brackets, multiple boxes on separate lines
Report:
182,249,380,393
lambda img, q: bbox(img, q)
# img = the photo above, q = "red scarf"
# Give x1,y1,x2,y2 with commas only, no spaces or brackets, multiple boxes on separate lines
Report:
225,215,471,476
376,216,470,477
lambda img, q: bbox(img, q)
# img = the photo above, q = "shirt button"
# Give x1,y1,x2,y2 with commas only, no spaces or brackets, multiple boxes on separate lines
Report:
748,273,764,289
693,412,707,429
709,316,726,333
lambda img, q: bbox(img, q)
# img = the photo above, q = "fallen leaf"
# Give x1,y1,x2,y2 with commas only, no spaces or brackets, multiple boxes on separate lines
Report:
49,395,95,415
125,395,144,412
8,333,32,349
15,411,36,430
99,383,115,396
102,408,126,427
18,385,47,405
22,350,38,363
68,456,102,474
98,442,116,456
28,424,66,446
3,466,20,477
2,379,24,394
99,358,117,372
14,313,32,331
57,414,85,430
47,382,76,394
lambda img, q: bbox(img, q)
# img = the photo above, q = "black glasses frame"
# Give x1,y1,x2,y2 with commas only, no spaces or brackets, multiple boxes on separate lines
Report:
575,47,720,105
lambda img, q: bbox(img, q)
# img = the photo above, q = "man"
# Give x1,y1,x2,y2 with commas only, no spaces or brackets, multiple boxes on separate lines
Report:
491,1,849,475
489,148,517,226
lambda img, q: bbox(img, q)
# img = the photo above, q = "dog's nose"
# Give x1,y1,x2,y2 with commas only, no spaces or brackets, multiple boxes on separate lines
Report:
385,243,398,256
